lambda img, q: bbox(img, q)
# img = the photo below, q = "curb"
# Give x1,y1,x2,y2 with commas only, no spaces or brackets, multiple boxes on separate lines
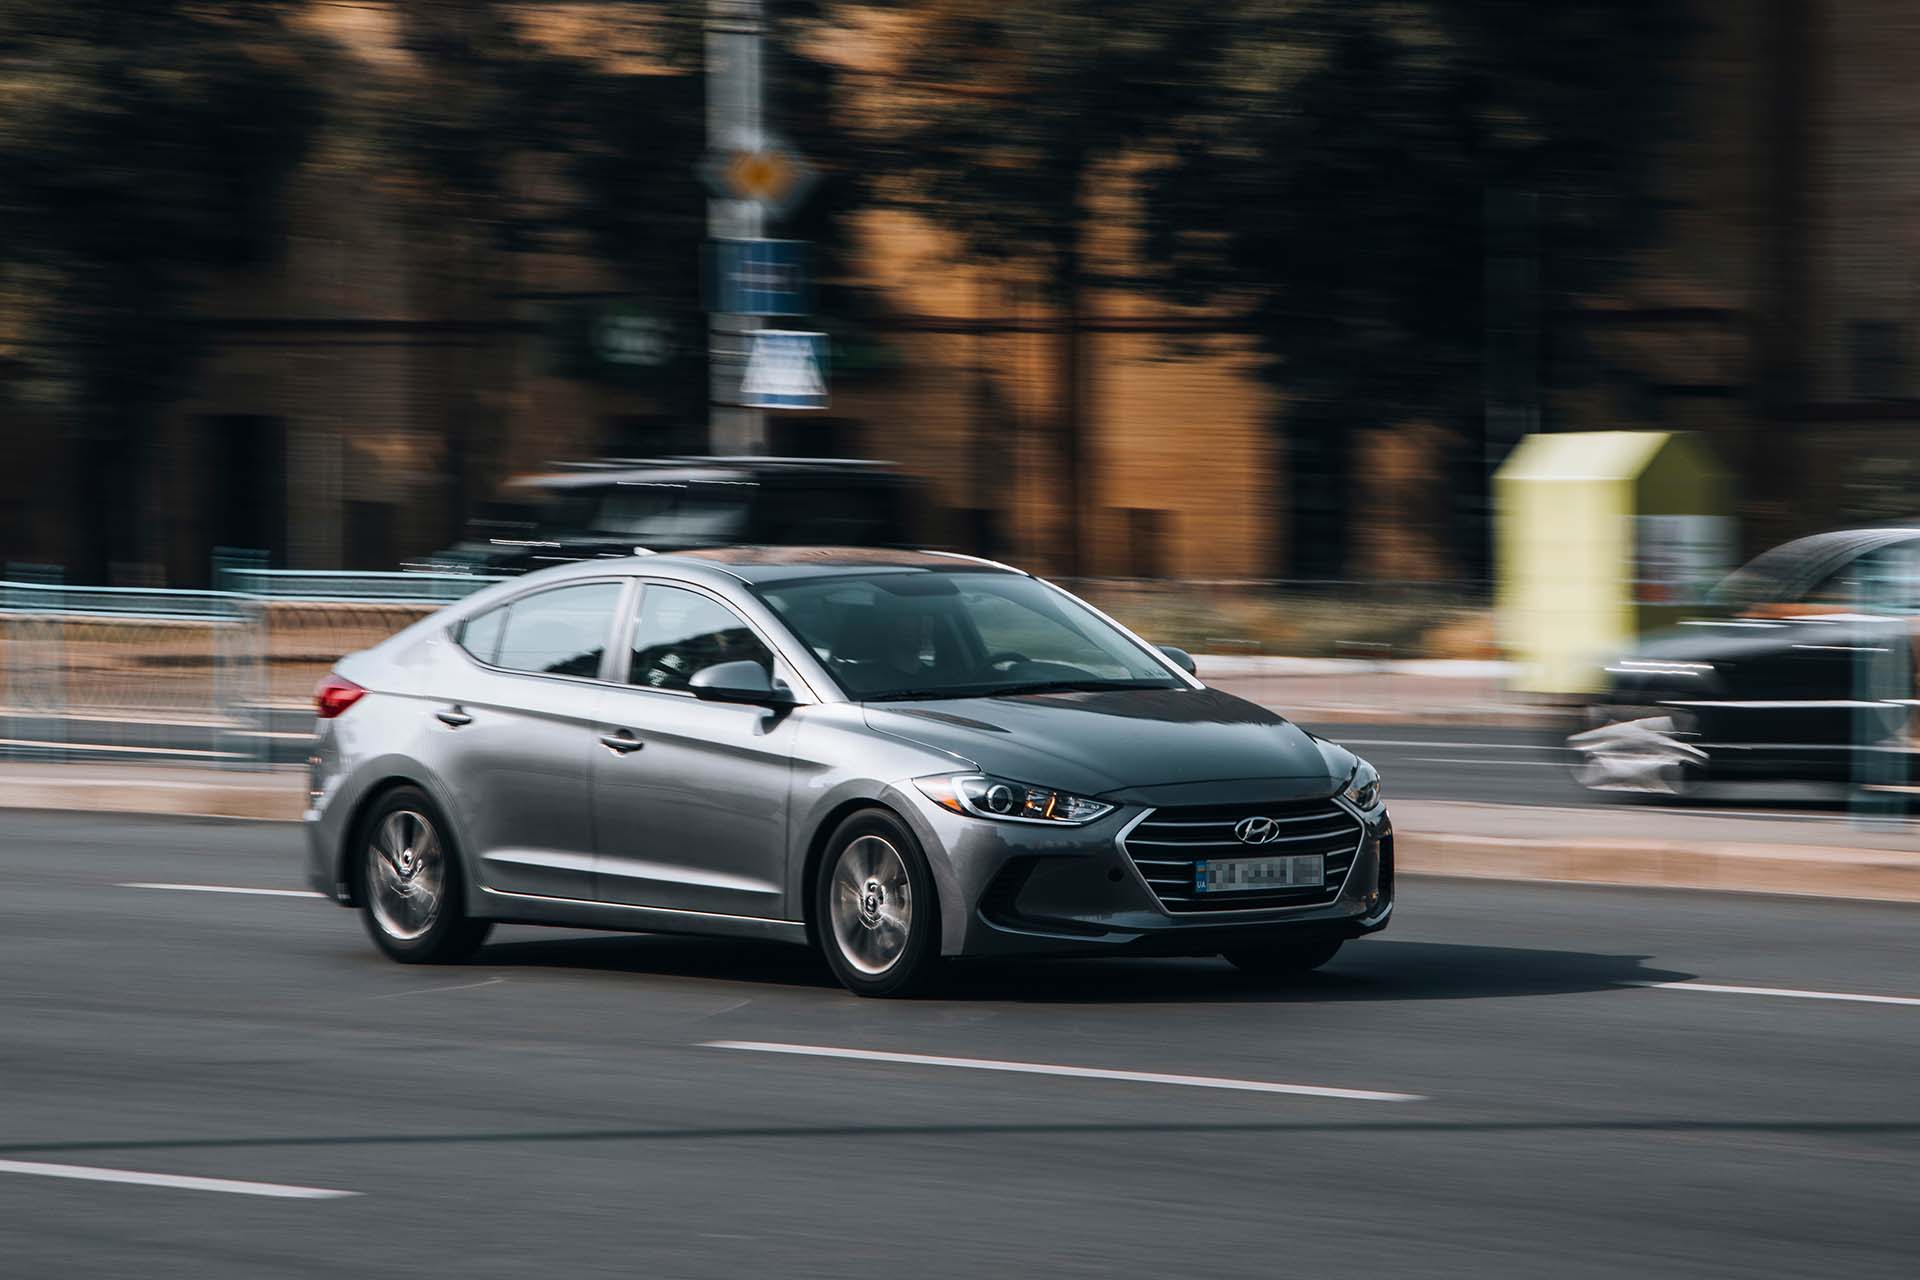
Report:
0,774,304,823
3,770,1914,905
1396,831,1920,904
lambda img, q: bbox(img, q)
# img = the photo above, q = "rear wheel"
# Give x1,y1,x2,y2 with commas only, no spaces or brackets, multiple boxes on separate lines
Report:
356,786,491,964
1222,939,1343,980
815,810,941,997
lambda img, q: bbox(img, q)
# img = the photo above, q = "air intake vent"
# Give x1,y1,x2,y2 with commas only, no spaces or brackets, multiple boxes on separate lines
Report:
1123,798,1362,913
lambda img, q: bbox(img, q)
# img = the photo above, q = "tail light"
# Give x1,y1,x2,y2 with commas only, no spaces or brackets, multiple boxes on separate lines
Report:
314,673,367,719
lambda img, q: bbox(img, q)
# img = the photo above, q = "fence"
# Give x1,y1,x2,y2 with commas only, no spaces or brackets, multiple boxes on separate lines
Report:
1,568,1520,765
0,570,502,766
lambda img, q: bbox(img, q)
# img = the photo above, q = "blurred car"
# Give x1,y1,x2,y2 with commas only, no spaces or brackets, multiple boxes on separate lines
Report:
413,456,933,574
306,548,1393,996
1571,526,1920,795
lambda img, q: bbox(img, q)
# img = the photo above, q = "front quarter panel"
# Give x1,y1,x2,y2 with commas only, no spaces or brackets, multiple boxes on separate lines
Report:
783,704,980,947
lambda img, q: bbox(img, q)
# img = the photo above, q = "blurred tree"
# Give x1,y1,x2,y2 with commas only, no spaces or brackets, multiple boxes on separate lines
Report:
840,1,1227,574
0,2,322,579
1142,0,1692,575
0,0,320,579
385,1,870,476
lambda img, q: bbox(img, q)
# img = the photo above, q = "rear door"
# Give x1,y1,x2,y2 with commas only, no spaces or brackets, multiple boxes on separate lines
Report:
435,579,628,901
592,582,802,917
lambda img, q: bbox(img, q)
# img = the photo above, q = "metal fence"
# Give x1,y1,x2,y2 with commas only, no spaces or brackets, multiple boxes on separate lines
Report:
1,567,1515,765
0,569,502,766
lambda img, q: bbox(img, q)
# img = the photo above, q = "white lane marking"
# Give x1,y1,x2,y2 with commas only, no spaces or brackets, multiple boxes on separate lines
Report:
1335,739,1572,752
1634,981,1920,1008
0,1158,357,1199
703,1041,1424,1102
119,882,323,899
1406,757,1569,767
371,976,506,1000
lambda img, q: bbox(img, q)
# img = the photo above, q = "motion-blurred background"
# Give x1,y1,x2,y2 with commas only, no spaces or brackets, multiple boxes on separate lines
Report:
1,1,1916,794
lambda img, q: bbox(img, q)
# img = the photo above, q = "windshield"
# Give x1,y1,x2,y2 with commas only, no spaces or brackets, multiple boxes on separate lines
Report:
755,571,1181,701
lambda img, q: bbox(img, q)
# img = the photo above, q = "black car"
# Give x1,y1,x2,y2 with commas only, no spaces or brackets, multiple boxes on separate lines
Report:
415,457,936,575
1571,526,1919,796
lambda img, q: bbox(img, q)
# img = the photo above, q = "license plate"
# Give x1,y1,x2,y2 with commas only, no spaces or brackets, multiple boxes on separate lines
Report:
1195,854,1324,893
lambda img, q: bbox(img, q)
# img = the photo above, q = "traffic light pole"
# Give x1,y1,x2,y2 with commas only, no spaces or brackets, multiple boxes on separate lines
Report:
707,0,767,455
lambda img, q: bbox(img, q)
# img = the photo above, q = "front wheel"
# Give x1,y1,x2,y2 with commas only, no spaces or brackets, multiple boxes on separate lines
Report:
815,810,942,997
1222,939,1343,980
356,786,491,964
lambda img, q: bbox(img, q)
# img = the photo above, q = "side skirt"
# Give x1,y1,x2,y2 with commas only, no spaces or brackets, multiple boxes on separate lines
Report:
475,886,810,945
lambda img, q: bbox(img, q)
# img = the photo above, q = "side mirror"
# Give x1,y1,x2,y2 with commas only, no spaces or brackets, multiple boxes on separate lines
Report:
1158,645,1199,676
689,660,793,706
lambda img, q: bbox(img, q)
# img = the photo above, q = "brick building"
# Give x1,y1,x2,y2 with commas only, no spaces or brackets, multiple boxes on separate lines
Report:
5,1,1918,587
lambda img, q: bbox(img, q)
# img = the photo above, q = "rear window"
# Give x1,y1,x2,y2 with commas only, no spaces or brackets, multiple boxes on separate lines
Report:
458,581,622,678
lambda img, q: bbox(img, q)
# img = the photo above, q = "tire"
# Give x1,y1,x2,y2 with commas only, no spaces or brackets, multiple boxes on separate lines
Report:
1222,939,1343,980
814,809,942,997
355,786,491,964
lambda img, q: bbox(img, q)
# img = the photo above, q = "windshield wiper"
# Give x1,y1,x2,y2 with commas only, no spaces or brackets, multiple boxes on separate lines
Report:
862,679,1176,703
983,679,1174,696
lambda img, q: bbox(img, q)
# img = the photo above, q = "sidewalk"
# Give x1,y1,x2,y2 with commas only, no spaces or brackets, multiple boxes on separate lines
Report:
2,762,1913,904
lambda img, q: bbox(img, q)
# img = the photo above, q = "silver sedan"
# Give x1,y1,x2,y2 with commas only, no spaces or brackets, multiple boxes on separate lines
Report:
305,548,1392,996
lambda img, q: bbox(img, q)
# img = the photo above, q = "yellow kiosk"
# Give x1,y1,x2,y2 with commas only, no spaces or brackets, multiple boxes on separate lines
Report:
1495,431,1732,695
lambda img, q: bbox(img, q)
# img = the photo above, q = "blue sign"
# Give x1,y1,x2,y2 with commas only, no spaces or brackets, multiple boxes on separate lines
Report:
709,239,809,316
740,330,829,410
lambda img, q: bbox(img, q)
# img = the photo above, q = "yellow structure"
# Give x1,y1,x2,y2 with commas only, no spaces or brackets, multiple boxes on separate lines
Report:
1496,431,1732,694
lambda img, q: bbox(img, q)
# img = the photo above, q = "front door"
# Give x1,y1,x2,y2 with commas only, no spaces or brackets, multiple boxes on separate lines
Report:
593,583,799,918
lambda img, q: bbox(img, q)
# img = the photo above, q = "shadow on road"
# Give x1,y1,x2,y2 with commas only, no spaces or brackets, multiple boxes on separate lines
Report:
473,933,1693,1004
478,932,841,989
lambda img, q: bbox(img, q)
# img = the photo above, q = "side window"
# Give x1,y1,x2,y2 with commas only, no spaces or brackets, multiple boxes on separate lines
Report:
490,582,622,678
457,605,506,665
629,585,774,691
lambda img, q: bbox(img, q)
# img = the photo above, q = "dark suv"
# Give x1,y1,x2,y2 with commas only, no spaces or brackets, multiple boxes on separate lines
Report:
416,457,936,575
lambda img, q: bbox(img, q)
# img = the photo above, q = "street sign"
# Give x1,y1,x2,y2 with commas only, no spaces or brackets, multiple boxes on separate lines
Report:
699,131,819,220
708,239,808,316
740,330,828,410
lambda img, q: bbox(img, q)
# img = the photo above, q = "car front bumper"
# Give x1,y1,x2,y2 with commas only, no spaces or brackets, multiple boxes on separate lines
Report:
892,786,1394,959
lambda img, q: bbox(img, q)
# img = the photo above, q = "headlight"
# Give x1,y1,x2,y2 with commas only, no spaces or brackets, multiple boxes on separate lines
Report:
913,773,1115,825
1341,759,1382,810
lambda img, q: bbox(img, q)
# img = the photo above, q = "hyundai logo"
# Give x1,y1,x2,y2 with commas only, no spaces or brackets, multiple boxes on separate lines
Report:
1233,816,1285,845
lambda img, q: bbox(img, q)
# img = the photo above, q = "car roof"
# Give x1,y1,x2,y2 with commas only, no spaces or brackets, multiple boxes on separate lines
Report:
504,457,904,491
1716,525,1920,604
664,546,1025,584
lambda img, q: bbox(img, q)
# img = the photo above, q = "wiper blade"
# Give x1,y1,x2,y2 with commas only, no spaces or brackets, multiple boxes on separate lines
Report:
983,679,1174,696
862,679,1174,703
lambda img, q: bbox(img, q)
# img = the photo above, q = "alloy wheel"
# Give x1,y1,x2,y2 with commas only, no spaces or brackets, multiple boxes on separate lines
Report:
828,834,914,975
367,808,445,941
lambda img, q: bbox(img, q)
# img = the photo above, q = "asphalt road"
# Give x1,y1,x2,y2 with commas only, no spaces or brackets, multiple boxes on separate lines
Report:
1306,722,1597,807
4,810,1920,1278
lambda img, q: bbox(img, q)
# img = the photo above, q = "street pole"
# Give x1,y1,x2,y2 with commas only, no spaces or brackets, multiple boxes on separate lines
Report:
707,0,766,455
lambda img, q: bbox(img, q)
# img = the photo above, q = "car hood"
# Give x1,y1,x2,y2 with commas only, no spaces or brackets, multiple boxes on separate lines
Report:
862,685,1348,800
1626,613,1907,665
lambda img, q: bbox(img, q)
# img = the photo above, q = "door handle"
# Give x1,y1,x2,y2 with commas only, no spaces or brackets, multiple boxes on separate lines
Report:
599,731,644,755
435,707,473,728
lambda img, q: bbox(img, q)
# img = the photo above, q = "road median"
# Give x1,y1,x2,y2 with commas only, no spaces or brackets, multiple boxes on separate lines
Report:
2,764,1913,904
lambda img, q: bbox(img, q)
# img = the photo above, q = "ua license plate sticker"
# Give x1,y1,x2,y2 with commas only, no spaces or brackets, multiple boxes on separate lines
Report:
1195,854,1325,893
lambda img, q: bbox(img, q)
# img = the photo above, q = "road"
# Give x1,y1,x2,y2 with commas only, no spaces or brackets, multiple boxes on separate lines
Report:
1307,721,1596,807
3,810,1919,1277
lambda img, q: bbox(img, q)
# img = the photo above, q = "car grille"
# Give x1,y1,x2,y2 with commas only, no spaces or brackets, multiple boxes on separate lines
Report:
1122,798,1363,913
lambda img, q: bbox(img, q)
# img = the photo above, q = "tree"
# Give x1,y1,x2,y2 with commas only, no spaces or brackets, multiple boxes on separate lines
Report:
385,1,871,475
1141,0,1692,574
0,1,322,579
839,1,1228,573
